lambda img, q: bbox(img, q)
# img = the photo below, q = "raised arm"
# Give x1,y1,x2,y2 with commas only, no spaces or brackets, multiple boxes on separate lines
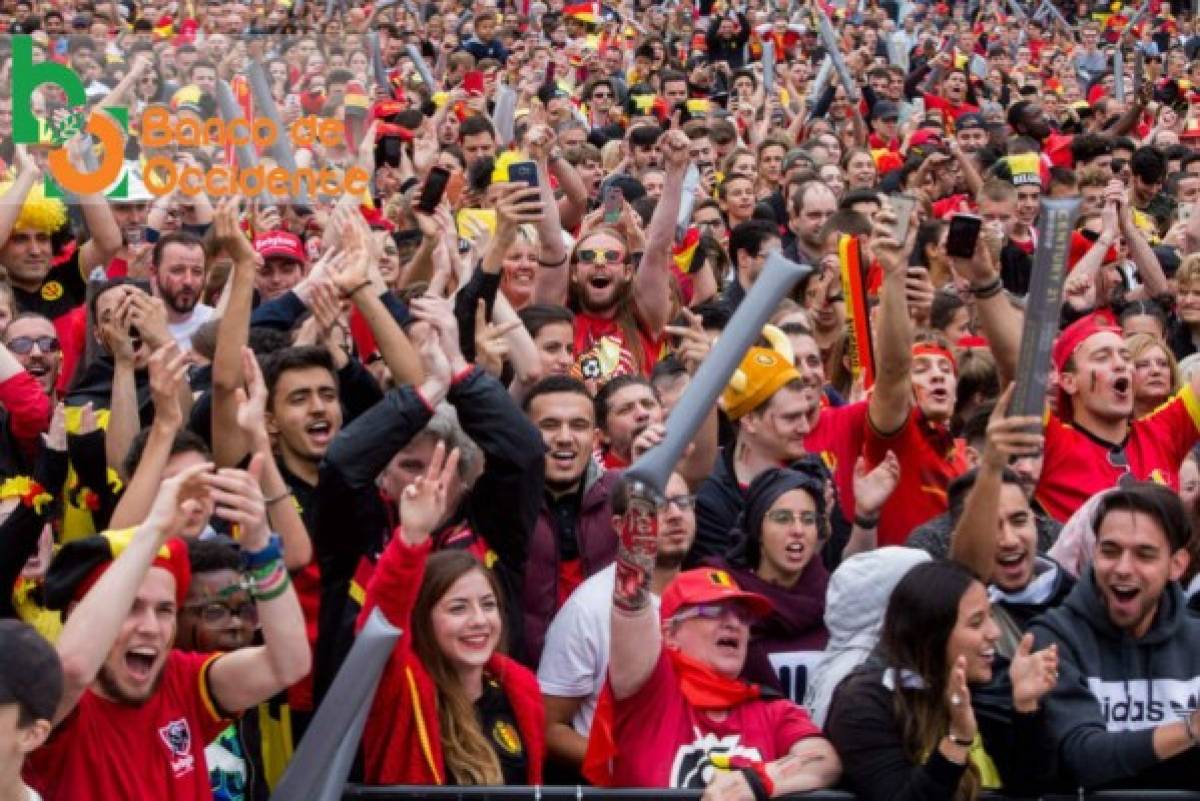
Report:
867,208,917,435
634,128,691,335
609,482,662,700
526,125,570,268
108,345,188,528
101,302,141,481
205,455,311,714
210,197,260,467
949,387,1044,578
69,134,123,272
56,462,214,723
0,146,40,250
953,226,1024,386
1115,183,1168,298
551,151,589,231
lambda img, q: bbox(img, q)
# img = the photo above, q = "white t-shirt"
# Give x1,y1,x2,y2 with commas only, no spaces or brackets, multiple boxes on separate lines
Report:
167,304,215,351
537,563,661,736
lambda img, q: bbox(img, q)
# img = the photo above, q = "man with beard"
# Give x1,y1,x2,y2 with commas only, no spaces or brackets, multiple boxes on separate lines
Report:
151,232,213,351
539,471,696,778
26,461,310,801
785,181,837,266
1030,483,1200,790
957,234,1200,523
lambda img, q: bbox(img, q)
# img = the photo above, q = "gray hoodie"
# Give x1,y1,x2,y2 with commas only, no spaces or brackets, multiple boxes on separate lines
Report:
1029,568,1200,789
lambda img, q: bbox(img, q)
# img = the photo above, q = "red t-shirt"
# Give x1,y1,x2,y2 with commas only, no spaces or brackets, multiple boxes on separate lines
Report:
573,311,662,383
922,93,979,122
864,408,969,547
26,651,230,801
803,400,869,517
612,651,821,788
1035,385,1200,523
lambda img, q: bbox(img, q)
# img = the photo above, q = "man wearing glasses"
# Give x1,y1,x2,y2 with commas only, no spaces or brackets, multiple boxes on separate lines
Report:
0,320,53,471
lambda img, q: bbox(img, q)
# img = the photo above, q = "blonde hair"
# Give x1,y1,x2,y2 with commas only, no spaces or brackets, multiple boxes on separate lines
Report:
0,181,67,234
1126,332,1180,397
1177,253,1200,291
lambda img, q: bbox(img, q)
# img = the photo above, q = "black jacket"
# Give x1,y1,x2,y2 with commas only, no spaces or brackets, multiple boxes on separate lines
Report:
311,368,544,700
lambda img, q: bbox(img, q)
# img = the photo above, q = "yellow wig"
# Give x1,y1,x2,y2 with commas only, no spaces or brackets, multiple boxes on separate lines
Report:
0,180,68,234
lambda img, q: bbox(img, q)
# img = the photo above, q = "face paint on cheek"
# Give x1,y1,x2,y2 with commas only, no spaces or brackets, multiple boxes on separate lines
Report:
1090,369,1099,393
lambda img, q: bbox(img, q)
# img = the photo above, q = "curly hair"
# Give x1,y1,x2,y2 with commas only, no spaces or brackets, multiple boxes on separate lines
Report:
0,181,67,234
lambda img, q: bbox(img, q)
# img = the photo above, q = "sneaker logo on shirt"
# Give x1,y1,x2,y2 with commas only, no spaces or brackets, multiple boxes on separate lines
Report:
669,733,762,789
158,718,196,777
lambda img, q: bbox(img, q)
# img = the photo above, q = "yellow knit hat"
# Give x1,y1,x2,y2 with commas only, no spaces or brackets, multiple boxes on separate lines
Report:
720,327,800,421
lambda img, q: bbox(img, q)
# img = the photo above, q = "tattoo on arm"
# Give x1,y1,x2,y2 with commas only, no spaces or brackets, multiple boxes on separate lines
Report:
613,481,659,614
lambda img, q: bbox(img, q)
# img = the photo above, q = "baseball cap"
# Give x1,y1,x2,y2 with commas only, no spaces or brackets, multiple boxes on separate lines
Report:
783,148,811,171
660,568,773,621
909,129,945,150
0,620,63,723
873,100,900,121
956,112,986,131
254,231,307,264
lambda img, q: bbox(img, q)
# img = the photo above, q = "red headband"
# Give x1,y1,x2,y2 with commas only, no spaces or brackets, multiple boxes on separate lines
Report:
911,343,958,374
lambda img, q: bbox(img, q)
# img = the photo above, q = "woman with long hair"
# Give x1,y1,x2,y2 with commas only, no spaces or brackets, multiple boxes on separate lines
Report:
358,443,544,785
826,560,1059,801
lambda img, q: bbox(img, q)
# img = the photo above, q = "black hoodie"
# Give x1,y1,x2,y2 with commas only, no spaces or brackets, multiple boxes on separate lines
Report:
1029,568,1200,789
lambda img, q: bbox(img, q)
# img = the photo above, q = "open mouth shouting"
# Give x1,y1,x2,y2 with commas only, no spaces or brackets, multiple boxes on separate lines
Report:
305,418,333,448
124,646,160,684
994,550,1029,587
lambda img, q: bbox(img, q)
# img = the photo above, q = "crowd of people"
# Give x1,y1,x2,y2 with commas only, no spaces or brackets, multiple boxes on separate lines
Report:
2,0,1200,798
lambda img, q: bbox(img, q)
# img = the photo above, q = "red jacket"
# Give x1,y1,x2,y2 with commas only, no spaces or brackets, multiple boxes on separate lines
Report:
357,535,545,786
0,370,50,463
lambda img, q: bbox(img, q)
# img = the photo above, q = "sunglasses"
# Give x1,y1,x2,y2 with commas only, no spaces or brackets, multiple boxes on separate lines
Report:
576,248,625,265
672,602,754,626
7,335,60,354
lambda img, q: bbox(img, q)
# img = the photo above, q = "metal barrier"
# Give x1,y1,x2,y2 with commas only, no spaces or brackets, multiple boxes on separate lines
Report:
342,788,1200,801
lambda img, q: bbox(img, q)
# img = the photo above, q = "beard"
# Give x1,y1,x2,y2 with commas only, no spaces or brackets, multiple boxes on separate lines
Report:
96,660,166,707
160,284,199,314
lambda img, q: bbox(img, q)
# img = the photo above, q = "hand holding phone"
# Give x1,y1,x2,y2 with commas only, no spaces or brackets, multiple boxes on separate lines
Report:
417,166,451,213
603,185,623,225
945,213,983,259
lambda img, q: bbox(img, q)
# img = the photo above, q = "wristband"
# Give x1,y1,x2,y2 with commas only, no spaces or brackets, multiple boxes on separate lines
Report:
969,276,1003,299
242,535,283,570
854,513,879,529
537,253,569,268
451,364,475,385
265,491,293,507
347,280,373,297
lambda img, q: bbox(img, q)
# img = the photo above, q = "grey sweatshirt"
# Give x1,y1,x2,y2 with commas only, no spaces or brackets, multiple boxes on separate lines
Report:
1029,568,1200,789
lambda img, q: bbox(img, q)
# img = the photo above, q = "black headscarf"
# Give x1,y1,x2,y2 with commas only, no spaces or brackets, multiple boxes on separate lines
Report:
728,466,827,570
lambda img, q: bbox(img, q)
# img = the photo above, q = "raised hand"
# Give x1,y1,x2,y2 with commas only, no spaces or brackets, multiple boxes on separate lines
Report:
494,183,545,237
658,128,692,173
410,293,466,373
234,347,270,454
125,293,171,351
147,343,189,429
214,196,258,267
43,402,67,452
209,454,270,550
663,307,710,375
143,460,214,543
398,440,461,544
946,654,978,742
1009,633,1059,713
852,452,900,522
869,207,912,278
474,300,520,378
982,384,1044,469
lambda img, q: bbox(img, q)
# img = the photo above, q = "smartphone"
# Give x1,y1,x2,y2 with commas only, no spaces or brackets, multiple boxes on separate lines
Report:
417,166,451,213
603,185,623,225
888,194,916,244
945,213,983,259
507,160,539,188
462,70,485,94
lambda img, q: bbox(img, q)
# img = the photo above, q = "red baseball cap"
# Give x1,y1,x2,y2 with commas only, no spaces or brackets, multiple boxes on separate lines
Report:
254,231,307,265
660,568,773,622
1051,310,1121,420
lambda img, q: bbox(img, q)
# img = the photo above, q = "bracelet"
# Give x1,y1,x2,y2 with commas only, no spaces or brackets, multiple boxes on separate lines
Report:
537,253,569,268
250,559,291,601
242,535,283,570
947,731,974,748
854,513,879,529
347,280,373,296
265,491,293,507
969,276,1003,299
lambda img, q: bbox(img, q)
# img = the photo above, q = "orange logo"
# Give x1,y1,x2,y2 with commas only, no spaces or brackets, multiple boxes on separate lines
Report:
40,281,63,302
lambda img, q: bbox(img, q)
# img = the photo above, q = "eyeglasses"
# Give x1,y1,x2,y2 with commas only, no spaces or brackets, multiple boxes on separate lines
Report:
695,218,724,230
672,602,754,625
764,509,820,527
184,600,259,627
662,494,697,511
576,248,625,265
7,335,60,354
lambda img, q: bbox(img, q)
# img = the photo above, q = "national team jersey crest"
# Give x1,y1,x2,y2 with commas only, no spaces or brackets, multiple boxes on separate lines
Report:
669,733,762,788
159,718,196,777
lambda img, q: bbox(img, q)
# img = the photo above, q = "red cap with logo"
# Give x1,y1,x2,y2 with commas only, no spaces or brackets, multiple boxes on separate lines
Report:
659,568,773,622
254,231,307,265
